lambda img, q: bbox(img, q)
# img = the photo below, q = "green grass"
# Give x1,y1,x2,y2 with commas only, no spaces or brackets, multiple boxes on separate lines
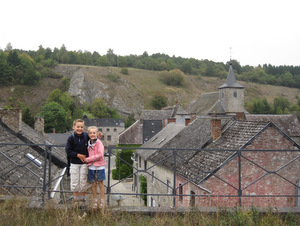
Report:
1,199,299,226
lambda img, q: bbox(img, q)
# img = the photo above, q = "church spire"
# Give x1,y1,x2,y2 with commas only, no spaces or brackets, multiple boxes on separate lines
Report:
219,62,244,89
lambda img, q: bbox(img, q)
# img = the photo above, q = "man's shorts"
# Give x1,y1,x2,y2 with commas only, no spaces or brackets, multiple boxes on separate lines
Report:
88,169,106,183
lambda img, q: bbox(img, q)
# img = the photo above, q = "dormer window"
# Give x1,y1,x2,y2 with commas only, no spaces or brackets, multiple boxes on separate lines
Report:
233,91,237,98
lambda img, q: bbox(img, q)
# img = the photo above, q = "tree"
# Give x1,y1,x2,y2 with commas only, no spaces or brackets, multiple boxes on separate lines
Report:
273,96,291,114
5,42,13,51
90,98,111,118
38,102,69,133
7,50,21,66
125,113,136,128
181,61,193,74
47,89,62,103
151,92,167,109
106,49,117,66
96,56,109,66
22,107,34,128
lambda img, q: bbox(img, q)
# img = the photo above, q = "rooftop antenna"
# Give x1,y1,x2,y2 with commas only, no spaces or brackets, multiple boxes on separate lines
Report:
229,47,233,65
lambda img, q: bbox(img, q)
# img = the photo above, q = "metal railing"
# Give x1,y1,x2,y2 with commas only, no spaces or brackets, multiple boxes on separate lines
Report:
1,143,300,208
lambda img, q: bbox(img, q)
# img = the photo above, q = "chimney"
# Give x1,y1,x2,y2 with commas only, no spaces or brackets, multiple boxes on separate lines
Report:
190,114,196,122
34,116,44,135
236,112,245,121
211,113,221,141
0,109,22,133
185,118,191,126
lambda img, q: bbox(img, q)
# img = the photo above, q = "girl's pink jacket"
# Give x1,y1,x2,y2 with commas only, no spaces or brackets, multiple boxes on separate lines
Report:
85,139,106,167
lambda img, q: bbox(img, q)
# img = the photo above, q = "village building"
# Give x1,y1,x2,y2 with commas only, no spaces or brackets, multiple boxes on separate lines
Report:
83,116,125,148
119,104,191,145
134,63,300,208
0,109,67,203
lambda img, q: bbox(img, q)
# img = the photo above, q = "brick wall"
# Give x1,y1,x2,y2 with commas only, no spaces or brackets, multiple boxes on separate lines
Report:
200,126,300,208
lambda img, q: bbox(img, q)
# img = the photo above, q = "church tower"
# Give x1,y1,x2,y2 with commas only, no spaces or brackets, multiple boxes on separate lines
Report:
218,62,244,115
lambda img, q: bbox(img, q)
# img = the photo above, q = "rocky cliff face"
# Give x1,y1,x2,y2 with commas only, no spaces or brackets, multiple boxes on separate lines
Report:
53,65,144,117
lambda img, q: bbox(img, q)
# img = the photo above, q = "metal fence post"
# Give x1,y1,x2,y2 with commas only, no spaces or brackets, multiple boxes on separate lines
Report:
238,150,242,207
173,149,177,208
42,145,48,205
107,145,112,206
47,145,52,199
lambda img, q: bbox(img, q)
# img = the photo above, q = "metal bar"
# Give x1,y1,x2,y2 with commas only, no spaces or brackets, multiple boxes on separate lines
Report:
47,146,52,199
42,148,47,205
173,149,177,208
238,150,242,207
106,145,112,206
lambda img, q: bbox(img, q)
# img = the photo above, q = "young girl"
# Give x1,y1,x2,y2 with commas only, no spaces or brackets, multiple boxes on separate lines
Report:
85,126,106,208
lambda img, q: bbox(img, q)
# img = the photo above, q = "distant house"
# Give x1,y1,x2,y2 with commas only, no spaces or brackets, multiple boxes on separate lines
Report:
0,109,67,201
119,104,191,145
83,116,125,147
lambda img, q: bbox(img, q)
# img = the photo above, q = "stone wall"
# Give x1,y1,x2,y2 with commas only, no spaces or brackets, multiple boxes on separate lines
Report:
0,109,22,133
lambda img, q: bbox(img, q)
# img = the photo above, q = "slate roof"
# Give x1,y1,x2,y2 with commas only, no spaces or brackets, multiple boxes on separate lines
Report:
143,117,232,171
141,109,173,120
20,122,67,167
186,92,221,115
118,120,143,145
176,120,300,185
136,123,186,160
46,132,72,146
0,120,62,196
246,113,300,137
83,117,125,127
218,64,244,89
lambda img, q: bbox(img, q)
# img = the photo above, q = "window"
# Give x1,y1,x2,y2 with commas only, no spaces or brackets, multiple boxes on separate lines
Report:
144,161,147,170
179,184,183,202
151,197,155,207
99,128,103,132
190,191,195,207
139,156,141,168
107,135,111,141
101,135,104,140
233,90,237,98
25,153,41,167
114,128,117,132
167,180,171,194
152,171,154,183
106,128,110,132
221,92,224,99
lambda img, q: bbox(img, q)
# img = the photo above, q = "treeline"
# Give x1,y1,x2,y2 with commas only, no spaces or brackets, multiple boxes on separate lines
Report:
246,96,300,116
1,43,300,88
0,44,61,86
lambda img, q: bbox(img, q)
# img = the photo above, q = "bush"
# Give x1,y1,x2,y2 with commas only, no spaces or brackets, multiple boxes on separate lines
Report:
151,92,167,109
139,175,147,206
121,68,129,75
107,73,120,82
112,147,136,180
159,69,186,86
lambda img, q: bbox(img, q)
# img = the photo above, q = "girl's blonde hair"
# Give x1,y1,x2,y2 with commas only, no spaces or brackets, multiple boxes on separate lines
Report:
87,126,98,133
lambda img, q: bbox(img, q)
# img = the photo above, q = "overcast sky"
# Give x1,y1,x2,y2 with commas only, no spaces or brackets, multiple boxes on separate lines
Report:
1,0,300,66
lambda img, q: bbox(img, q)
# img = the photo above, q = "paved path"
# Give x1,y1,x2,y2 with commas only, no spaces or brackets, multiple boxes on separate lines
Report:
104,156,142,207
